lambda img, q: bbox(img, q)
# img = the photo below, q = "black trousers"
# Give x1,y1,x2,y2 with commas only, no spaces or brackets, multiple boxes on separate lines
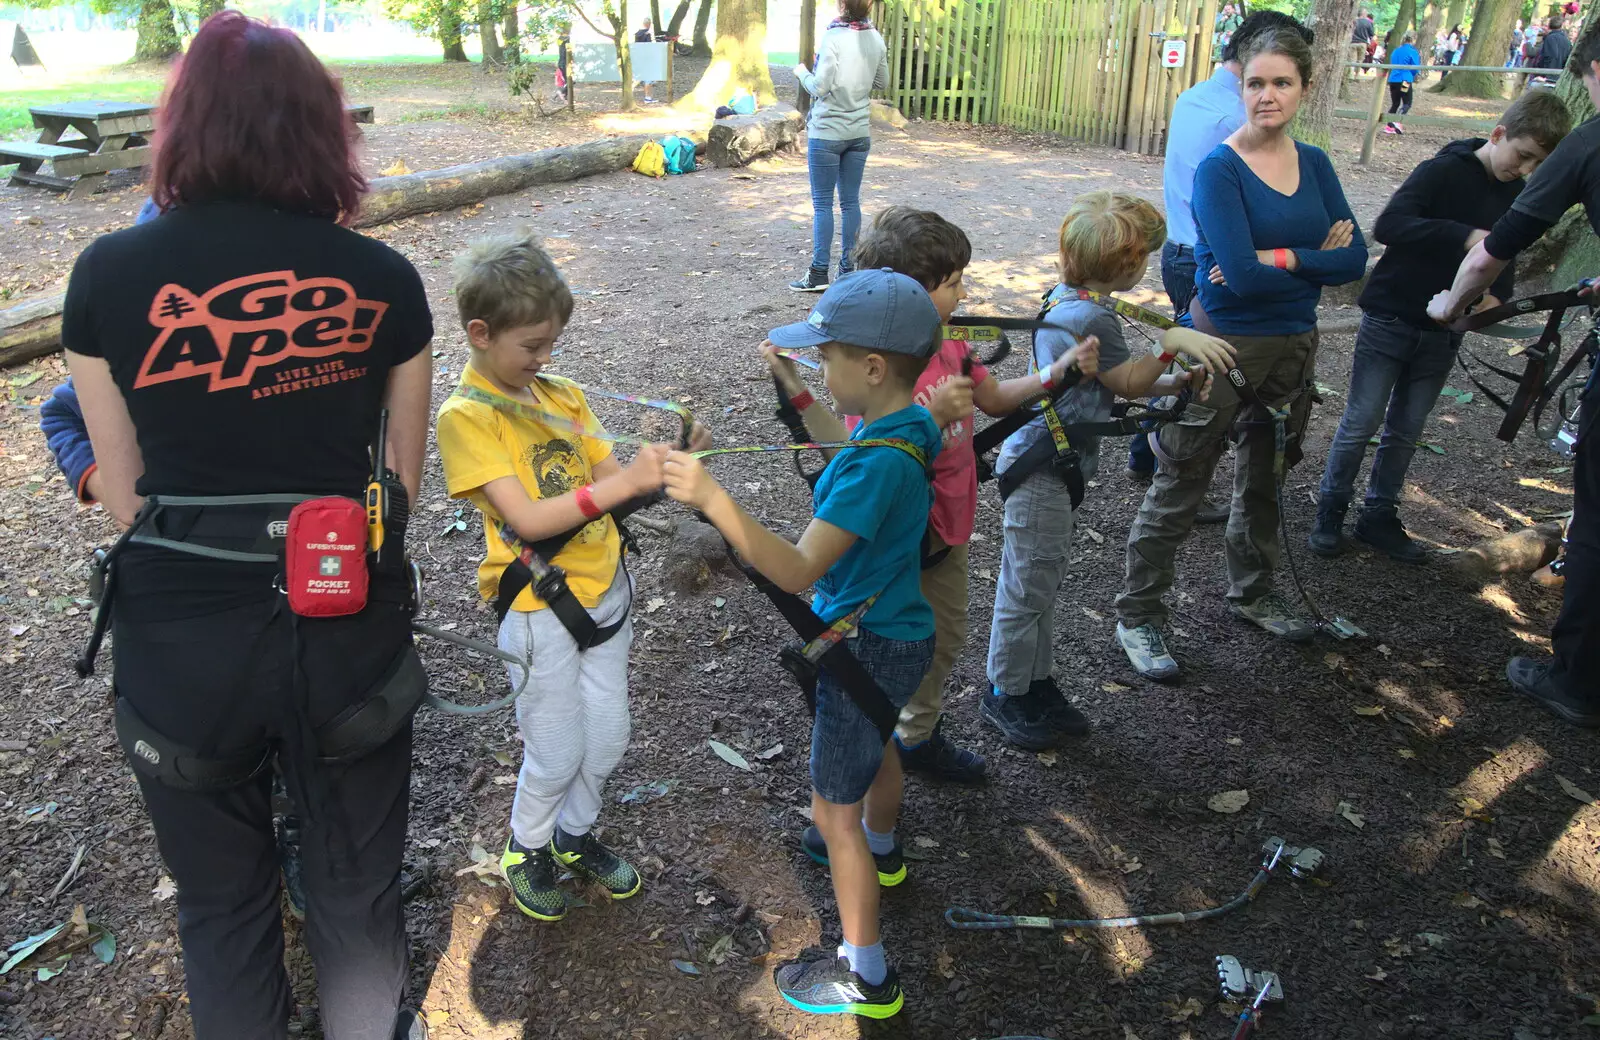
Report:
114,593,414,1040
1389,82,1413,115
1550,374,1599,704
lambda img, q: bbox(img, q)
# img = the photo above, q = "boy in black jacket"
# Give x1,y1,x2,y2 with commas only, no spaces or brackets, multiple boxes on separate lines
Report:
1310,90,1572,561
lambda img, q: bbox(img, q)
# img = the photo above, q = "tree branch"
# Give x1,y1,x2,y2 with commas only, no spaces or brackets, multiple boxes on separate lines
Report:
570,3,610,38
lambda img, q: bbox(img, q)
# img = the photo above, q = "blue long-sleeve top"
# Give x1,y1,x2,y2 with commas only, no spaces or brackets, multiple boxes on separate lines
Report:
1191,141,1368,336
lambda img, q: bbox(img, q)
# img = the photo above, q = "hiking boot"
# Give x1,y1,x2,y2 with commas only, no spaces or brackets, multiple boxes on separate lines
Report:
896,717,987,783
1029,676,1091,736
1195,496,1230,525
1354,509,1426,563
550,829,642,899
801,825,907,886
789,269,829,293
979,687,1061,750
276,814,307,921
501,837,567,921
1507,657,1600,727
1307,502,1347,557
774,954,904,1019
1115,622,1180,681
1230,592,1314,642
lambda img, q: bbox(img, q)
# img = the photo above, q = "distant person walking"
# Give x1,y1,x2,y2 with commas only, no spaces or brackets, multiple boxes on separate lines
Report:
1511,19,1526,66
1215,3,1243,51
634,18,661,103
788,0,889,293
1385,31,1421,135
1533,15,1573,85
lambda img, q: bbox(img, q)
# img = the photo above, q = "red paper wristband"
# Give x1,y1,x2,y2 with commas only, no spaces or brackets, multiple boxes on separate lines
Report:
575,484,602,521
789,390,815,411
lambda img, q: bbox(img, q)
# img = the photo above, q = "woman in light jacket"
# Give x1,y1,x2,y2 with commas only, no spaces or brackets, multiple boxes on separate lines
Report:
790,0,890,292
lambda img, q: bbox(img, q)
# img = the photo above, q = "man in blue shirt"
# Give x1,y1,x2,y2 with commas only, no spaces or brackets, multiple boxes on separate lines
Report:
1385,32,1422,135
1136,10,1313,488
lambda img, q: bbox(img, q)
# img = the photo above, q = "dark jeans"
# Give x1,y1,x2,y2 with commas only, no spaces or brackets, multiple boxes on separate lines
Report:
1551,372,1599,702
1130,241,1200,473
807,135,871,277
115,595,414,1040
1317,311,1459,516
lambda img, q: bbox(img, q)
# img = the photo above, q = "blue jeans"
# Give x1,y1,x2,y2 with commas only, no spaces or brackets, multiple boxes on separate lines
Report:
1317,311,1461,516
807,135,871,277
811,628,933,805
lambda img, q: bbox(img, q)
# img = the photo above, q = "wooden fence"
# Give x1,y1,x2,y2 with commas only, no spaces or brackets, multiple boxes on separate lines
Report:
873,0,1222,155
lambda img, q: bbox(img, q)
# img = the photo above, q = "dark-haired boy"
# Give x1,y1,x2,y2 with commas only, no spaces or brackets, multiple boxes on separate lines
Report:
664,270,940,1017
775,207,1099,763
1310,89,1572,562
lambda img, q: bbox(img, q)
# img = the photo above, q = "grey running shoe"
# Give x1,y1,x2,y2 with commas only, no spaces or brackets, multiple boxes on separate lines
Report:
1230,593,1314,642
1115,622,1180,681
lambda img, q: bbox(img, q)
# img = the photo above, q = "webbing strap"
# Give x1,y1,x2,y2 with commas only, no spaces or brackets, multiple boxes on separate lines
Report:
800,591,879,665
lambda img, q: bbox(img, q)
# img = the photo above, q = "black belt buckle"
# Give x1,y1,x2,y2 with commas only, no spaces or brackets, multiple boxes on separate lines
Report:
89,547,109,608
533,564,571,603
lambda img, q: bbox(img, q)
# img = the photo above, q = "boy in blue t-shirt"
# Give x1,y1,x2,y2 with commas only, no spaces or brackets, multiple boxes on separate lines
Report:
664,270,941,1019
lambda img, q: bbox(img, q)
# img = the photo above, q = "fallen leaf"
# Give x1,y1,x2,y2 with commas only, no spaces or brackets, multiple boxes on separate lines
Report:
7,625,27,638
1336,801,1366,829
695,890,717,906
1556,775,1597,805
1353,705,1386,717
1416,931,1449,948
1437,714,1455,728
935,949,956,979
1397,748,1416,759
1101,681,1130,693
0,921,67,976
1365,966,1388,981
713,597,726,608
1225,736,1244,746
425,1009,449,1028
1123,1026,1143,1040
1376,644,1392,656
1451,892,1484,909
1420,659,1442,668
1167,995,1204,1022
707,740,751,771
1036,750,1058,767
913,836,940,848
1081,526,1105,544
1207,789,1249,814
706,933,734,965
491,749,516,767
1458,796,1491,821
380,159,413,177
754,743,784,760
152,877,177,903
1324,652,1345,670
1486,837,1506,859
618,779,675,805
645,597,666,613
671,958,701,975
1082,607,1105,621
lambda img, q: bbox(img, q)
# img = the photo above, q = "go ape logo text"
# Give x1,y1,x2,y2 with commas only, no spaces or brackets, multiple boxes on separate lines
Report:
135,271,390,392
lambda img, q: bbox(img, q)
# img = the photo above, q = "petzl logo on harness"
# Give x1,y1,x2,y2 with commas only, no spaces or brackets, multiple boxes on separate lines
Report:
133,739,161,766
136,272,389,392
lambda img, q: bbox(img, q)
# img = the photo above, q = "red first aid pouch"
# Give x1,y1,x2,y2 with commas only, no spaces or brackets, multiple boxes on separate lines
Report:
284,497,369,617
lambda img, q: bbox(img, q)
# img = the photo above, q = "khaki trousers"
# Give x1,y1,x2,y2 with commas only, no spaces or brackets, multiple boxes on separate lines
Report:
895,533,969,745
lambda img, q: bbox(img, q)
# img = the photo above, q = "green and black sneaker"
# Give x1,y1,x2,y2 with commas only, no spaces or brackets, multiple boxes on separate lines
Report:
501,836,567,922
801,825,906,887
550,830,642,900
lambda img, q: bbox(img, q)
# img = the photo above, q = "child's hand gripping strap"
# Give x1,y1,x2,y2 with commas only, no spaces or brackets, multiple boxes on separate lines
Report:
285,497,370,617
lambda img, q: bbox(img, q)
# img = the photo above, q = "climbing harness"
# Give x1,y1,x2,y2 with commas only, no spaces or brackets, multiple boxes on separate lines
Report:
1216,955,1285,1039
945,836,1323,932
1450,280,1599,444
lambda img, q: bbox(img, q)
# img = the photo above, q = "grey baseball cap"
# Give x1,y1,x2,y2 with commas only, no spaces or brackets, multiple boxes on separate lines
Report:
768,269,941,357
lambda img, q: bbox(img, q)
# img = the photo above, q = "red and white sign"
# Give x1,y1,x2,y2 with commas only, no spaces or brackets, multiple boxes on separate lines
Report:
1162,39,1187,67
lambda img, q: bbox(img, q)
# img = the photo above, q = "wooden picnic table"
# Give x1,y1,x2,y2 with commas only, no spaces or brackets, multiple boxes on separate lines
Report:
1,100,377,199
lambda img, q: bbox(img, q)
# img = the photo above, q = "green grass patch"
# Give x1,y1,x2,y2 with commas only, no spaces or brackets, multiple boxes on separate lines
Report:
0,77,164,140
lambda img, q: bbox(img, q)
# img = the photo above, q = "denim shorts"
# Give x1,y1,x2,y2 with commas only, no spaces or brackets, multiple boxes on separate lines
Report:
811,628,934,805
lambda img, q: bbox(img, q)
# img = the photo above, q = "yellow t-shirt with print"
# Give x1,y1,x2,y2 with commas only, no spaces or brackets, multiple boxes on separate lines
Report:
435,364,620,612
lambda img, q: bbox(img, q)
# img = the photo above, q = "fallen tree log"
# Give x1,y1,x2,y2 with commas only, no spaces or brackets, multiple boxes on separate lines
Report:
0,292,66,369
707,105,804,168
354,129,709,228
1452,521,1566,580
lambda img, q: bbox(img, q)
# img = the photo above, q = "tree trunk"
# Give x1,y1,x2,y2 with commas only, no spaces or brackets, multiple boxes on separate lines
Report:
681,0,777,111
440,0,469,61
665,0,693,37
616,0,635,113
479,0,505,64
692,0,714,57
133,0,180,62
0,293,66,369
1385,0,1417,52
707,105,804,165
1420,1,1443,60
502,4,520,63
1442,0,1467,32
1437,0,1517,95
196,0,225,24
651,0,664,34
1294,0,1362,150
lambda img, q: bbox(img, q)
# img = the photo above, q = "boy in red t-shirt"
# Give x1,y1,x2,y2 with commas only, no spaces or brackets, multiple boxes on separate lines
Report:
766,207,1097,782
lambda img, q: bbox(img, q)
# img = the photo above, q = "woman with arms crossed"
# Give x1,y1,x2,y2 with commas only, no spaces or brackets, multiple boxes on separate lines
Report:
1114,26,1368,680
66,13,433,1039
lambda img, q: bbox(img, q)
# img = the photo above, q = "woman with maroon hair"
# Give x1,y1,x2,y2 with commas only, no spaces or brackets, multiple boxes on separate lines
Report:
64,12,432,1039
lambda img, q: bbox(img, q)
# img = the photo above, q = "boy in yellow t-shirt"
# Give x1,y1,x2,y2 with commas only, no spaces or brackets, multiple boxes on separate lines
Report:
435,233,705,921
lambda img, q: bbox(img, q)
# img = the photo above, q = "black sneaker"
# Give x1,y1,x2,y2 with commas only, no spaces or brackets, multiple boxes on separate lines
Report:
550,830,642,899
1029,676,1091,736
1507,657,1600,727
788,269,829,293
276,814,307,921
896,716,987,783
1306,501,1347,557
1353,508,1425,563
774,954,903,1019
500,837,567,921
800,825,906,886
394,1009,428,1040
980,687,1060,750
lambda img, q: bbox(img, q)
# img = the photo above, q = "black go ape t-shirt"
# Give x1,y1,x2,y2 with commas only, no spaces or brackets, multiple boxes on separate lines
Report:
1486,115,1600,261
63,200,433,615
